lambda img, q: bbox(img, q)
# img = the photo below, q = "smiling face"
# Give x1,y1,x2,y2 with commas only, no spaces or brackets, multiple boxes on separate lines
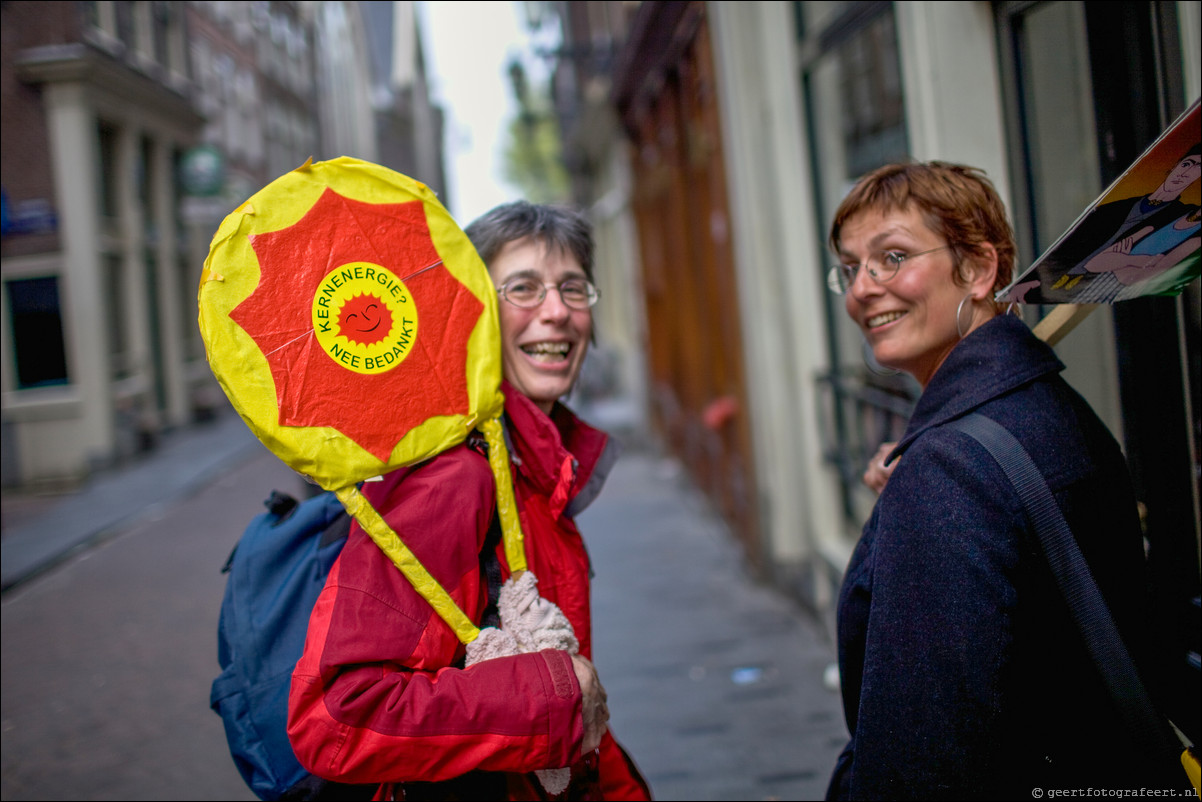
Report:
839,205,992,387
489,236,592,413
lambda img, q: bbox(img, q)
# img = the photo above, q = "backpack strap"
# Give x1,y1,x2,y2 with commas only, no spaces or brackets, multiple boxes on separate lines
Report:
945,412,1194,778
317,509,352,549
478,512,504,630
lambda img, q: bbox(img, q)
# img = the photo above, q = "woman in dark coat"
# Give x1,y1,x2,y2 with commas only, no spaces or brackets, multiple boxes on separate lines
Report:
822,161,1186,799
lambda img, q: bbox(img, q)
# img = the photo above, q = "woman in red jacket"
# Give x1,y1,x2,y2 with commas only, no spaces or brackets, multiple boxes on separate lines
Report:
288,201,652,801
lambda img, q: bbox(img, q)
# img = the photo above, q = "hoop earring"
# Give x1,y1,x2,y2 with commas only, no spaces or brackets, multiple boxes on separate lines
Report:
956,294,975,339
862,338,900,376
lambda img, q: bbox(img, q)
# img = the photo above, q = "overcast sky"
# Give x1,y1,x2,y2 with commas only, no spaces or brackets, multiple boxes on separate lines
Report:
418,1,531,226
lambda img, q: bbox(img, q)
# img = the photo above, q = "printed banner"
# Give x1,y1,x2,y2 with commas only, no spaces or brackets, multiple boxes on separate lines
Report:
998,98,1200,305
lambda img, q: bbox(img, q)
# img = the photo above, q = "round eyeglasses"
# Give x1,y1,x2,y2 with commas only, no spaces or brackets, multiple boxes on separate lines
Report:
827,246,952,295
497,277,600,310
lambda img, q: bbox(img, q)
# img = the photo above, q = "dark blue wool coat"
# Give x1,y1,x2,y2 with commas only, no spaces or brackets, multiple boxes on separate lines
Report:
826,314,1185,800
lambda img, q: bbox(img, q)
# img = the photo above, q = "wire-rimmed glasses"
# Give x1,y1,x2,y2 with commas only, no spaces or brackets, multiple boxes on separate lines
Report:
827,246,952,294
496,276,600,310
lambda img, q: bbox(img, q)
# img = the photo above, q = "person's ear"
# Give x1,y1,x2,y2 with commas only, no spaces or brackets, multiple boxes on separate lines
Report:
966,243,999,301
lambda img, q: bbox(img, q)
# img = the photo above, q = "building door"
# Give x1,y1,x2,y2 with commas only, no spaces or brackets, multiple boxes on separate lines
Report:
617,2,759,564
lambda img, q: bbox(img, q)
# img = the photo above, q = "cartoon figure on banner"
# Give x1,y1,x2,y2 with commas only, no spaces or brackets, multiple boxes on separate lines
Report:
1006,136,1201,304
1071,204,1201,302
1044,142,1200,300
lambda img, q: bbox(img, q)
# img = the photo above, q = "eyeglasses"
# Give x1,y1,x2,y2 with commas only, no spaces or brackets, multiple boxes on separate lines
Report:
497,277,600,310
827,246,952,295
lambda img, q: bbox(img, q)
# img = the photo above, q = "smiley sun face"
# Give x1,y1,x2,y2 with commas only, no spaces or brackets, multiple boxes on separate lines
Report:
338,293,393,346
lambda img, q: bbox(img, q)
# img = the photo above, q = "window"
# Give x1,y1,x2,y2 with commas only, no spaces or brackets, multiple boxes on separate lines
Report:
798,1,916,525
165,2,188,81
138,135,153,221
132,1,155,65
998,2,1101,266
98,121,119,219
87,0,117,36
104,254,130,380
6,277,69,389
836,10,907,178
179,254,201,361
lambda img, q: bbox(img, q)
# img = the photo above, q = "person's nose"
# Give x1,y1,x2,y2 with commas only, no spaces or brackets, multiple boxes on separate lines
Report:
538,285,573,321
848,261,881,302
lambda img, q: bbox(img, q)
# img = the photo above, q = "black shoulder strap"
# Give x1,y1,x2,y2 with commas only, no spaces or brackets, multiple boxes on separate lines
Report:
318,510,352,549
946,412,1186,763
478,511,503,630
464,429,504,628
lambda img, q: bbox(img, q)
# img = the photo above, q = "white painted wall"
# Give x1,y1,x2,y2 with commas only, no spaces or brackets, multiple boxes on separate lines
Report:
709,2,848,602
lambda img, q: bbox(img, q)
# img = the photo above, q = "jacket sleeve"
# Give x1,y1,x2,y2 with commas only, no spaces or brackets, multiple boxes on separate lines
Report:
846,430,1024,800
287,447,584,785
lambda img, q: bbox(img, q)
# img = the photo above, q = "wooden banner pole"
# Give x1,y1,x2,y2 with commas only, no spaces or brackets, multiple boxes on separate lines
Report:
1032,303,1101,346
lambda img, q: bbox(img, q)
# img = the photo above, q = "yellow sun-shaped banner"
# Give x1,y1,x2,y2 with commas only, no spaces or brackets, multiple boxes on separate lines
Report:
199,157,502,490
198,158,530,644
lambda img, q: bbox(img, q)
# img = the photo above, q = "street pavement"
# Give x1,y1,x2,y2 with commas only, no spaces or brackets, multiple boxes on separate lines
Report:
1,403,848,801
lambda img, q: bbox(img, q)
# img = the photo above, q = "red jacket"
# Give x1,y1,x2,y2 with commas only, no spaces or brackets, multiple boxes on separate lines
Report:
288,382,651,800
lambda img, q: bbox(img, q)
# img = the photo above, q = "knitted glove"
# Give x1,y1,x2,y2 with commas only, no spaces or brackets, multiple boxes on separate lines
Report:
497,570,579,654
463,625,519,664
463,571,577,796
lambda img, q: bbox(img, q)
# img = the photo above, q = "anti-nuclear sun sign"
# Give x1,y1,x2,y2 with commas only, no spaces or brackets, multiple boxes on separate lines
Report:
199,157,503,490
199,158,528,644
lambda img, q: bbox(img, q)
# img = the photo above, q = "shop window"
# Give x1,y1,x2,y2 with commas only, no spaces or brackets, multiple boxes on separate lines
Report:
6,277,69,389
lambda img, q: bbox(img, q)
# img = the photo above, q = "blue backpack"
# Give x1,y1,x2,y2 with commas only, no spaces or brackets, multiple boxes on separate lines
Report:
210,489,372,801
211,486,503,801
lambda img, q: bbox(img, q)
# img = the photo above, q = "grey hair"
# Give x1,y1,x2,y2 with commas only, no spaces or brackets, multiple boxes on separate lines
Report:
464,200,595,280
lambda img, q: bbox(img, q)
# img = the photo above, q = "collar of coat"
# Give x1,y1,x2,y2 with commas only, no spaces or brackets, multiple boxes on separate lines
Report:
889,313,1065,464
500,379,620,520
